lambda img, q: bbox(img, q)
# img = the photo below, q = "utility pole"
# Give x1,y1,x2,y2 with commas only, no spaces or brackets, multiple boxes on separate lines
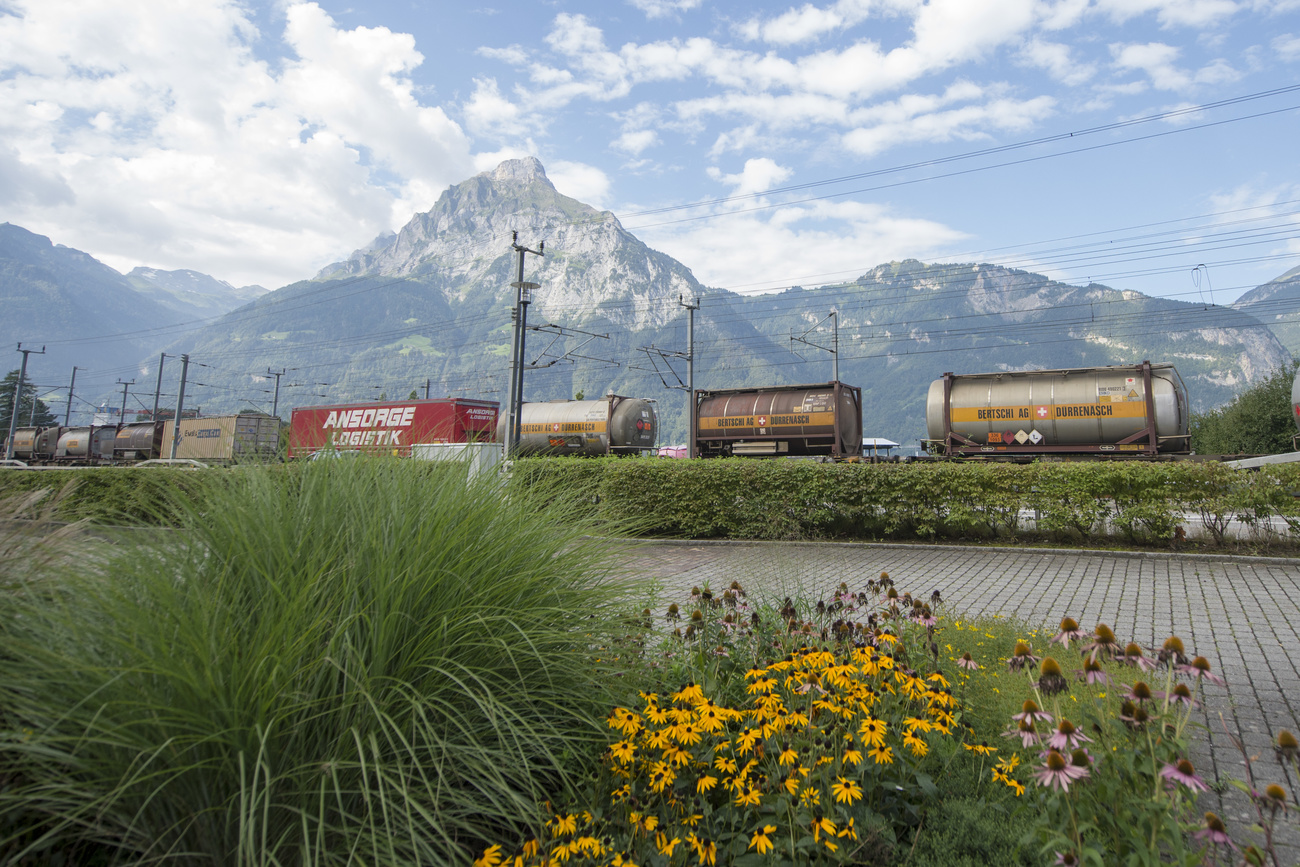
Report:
267,368,286,419
791,309,839,383
65,366,77,426
152,353,166,420
424,378,431,400
169,354,190,459
5,343,44,461
117,378,135,424
682,295,699,459
505,231,544,458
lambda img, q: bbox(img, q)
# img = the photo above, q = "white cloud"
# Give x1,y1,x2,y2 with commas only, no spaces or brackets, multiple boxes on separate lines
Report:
1275,33,1300,60
737,0,877,46
1019,38,1096,85
628,0,703,19
707,158,794,196
841,85,1055,156
613,129,660,154
0,0,479,288
637,199,967,293
1093,0,1239,28
549,160,612,207
1109,41,1239,90
463,77,524,137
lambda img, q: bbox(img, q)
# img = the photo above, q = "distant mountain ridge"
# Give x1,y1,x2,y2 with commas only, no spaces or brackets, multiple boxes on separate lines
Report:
126,267,266,323
158,158,1294,445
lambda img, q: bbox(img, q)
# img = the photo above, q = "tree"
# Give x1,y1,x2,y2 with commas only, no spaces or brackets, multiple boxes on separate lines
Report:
0,368,57,435
407,389,419,400
1190,360,1300,455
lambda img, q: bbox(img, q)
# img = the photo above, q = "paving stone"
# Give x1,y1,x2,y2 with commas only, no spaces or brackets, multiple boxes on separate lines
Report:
622,541,1300,859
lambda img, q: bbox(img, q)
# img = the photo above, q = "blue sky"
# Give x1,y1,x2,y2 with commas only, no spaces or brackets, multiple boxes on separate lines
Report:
2,0,1299,303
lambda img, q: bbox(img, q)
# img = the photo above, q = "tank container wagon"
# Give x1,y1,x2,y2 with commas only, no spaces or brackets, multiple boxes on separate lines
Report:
288,398,498,459
2,414,279,465
495,394,657,457
692,382,863,459
924,361,1190,458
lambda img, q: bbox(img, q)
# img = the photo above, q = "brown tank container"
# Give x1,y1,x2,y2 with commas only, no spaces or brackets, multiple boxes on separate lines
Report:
692,382,862,458
114,422,165,460
496,395,657,456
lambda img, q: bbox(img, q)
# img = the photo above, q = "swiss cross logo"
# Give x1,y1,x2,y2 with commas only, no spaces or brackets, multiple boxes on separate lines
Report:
758,416,767,426
1036,406,1049,419
552,423,560,432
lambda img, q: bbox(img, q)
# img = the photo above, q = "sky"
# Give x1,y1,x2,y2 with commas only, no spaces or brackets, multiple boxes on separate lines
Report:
2,0,1300,304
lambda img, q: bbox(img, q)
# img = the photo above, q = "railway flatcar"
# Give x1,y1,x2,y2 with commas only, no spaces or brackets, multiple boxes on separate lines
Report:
692,382,863,459
496,394,657,456
289,398,497,459
925,361,1190,457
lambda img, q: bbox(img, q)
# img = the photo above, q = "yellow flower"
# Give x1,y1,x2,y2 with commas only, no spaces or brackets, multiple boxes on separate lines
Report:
831,776,863,804
736,728,760,755
869,745,894,765
927,672,951,687
473,844,503,867
735,785,762,808
610,740,636,764
749,825,777,855
696,774,719,794
995,754,1020,774
714,754,738,775
779,746,799,766
903,716,933,734
522,839,540,858
800,787,821,807
843,747,863,766
963,742,997,756
903,733,929,758
837,817,858,841
782,774,799,795
746,677,777,695
655,833,680,856
553,814,577,836
812,816,838,842
858,717,887,748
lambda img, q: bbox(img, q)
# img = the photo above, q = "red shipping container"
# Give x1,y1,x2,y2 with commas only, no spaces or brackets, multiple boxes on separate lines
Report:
288,398,499,458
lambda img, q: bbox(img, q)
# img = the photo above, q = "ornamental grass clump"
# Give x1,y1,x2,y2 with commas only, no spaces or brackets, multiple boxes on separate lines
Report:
0,458,638,866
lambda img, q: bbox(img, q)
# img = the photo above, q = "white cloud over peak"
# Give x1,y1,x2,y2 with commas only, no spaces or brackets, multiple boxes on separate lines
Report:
0,0,479,287
549,160,613,208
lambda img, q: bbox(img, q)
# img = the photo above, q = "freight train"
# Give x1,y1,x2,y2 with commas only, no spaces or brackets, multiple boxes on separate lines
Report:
692,382,863,459
2,414,280,465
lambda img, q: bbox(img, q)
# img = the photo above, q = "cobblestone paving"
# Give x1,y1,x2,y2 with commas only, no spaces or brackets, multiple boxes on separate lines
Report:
622,541,1300,859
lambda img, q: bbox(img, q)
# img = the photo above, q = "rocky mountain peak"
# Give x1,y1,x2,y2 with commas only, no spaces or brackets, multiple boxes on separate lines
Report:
487,156,550,186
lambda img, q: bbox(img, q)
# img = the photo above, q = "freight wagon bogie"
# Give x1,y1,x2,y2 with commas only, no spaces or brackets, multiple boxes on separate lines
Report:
692,382,863,459
496,395,657,457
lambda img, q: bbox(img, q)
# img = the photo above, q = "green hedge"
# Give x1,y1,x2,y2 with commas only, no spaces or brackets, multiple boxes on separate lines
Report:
0,468,242,525
511,457,1300,545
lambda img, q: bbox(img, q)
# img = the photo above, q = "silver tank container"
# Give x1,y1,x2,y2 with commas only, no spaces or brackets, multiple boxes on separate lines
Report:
114,421,164,460
926,364,1189,452
6,427,40,460
496,395,657,456
56,426,118,461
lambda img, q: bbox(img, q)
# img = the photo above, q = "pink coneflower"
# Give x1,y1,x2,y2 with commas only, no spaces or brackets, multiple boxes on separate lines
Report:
1047,718,1093,751
1081,624,1121,661
1069,748,1093,776
1012,699,1053,725
1051,617,1086,647
956,652,980,670
1192,812,1236,852
1034,749,1086,792
1076,655,1112,686
1159,683,1199,708
1008,640,1040,673
1054,852,1079,866
1123,681,1155,703
1004,718,1041,748
1119,642,1157,672
1158,636,1188,667
1177,656,1226,687
1160,758,1209,792
914,605,937,627
1119,700,1151,730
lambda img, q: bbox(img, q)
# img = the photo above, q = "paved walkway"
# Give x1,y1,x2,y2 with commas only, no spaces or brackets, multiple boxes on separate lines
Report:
623,540,1300,859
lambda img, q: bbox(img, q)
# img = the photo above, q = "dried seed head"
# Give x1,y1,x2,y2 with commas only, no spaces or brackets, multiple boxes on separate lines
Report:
1191,656,1212,674
1040,657,1063,677
1131,681,1153,701
1059,617,1079,633
1070,748,1090,768
1094,624,1117,645
1172,683,1193,701
1124,642,1144,657
1162,636,1185,655
1013,640,1033,657
1022,699,1040,714
690,609,704,622
1265,784,1288,802
1276,729,1299,763
886,587,899,599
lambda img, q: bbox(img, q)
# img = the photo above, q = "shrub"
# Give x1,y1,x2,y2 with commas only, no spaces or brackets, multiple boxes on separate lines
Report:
0,458,640,866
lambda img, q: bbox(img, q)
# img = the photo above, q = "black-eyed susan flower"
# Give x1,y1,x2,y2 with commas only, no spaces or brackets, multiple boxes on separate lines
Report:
473,844,503,867
655,833,679,856
778,744,798,766
859,717,887,747
963,741,997,756
832,776,863,804
694,773,718,794
610,740,636,764
734,785,762,808
843,745,863,766
868,744,894,765
748,825,777,855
